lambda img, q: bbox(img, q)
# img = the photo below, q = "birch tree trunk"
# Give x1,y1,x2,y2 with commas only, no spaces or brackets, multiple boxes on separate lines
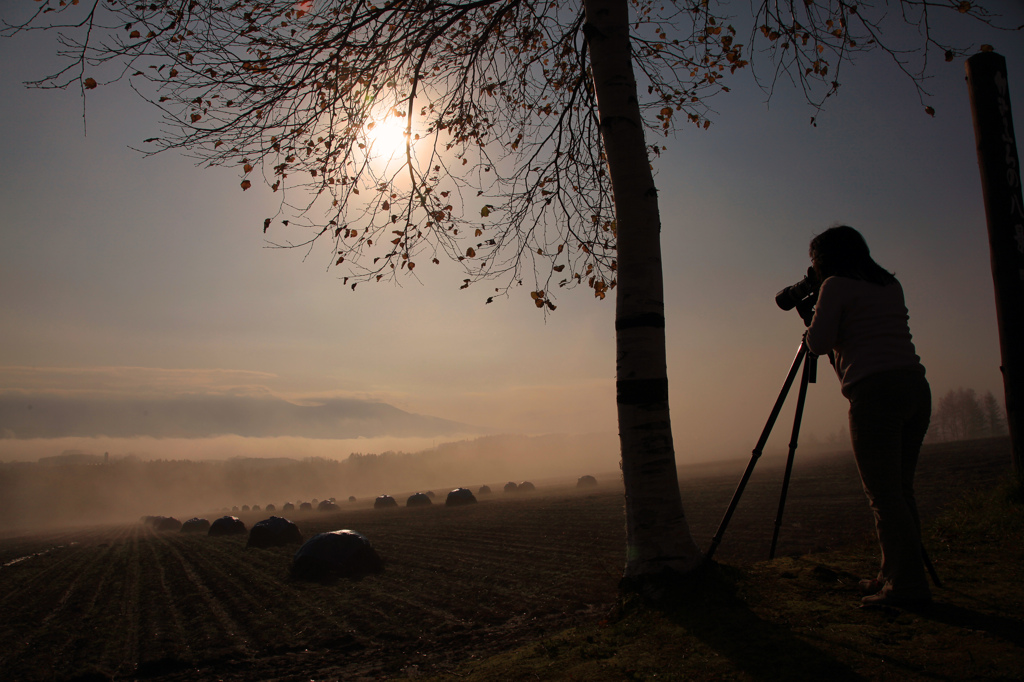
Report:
582,0,703,580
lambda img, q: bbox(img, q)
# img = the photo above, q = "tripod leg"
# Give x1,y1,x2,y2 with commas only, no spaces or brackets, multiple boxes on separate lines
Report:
706,341,809,562
770,352,814,559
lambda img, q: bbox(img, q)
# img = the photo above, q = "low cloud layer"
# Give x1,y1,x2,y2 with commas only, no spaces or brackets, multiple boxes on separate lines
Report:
0,392,478,440
0,365,279,396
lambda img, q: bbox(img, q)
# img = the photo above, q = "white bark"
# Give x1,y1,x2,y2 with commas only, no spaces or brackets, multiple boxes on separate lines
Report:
583,0,703,579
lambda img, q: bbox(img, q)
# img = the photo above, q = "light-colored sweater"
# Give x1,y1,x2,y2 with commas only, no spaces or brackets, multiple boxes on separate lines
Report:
805,276,925,396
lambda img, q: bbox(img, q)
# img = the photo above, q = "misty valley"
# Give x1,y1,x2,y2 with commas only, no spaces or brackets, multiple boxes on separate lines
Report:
0,437,1014,680
0,433,625,532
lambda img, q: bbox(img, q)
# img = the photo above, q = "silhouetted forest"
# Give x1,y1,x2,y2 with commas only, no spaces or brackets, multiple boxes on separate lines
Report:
928,387,1008,442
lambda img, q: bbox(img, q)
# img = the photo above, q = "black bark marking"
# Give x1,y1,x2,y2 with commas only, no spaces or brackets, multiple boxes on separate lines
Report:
617,378,668,405
615,313,665,331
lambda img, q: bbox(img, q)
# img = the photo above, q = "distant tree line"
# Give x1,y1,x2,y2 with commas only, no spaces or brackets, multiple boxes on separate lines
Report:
928,388,1008,443
806,387,1007,453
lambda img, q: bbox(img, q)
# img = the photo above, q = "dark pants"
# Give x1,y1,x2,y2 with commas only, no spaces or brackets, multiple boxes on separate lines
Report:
847,369,932,598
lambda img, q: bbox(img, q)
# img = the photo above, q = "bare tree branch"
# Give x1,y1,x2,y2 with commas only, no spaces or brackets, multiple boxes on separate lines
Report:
6,1,1013,304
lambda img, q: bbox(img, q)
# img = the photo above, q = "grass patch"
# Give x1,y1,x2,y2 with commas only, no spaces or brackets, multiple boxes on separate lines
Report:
429,479,1024,681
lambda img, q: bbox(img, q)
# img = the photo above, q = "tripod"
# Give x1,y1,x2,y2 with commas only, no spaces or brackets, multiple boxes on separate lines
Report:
706,337,815,562
703,337,943,589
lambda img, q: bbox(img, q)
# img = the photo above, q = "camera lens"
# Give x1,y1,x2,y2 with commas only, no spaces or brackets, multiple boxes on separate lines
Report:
776,267,819,311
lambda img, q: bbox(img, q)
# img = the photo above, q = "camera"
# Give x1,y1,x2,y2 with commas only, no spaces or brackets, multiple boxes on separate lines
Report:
776,267,820,325
775,267,820,311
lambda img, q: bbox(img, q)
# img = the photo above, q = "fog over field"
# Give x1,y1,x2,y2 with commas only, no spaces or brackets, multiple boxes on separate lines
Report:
0,433,634,532
0,368,816,534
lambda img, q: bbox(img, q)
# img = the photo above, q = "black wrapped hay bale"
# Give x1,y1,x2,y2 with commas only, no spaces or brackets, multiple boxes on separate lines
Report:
180,517,210,534
317,499,340,512
291,530,383,580
576,475,598,488
406,492,432,507
265,503,276,512
348,496,357,502
445,487,477,506
503,481,518,493
518,481,536,492
478,485,491,494
374,495,398,509
208,515,247,537
282,502,295,511
247,516,303,549
299,502,313,512
154,516,182,532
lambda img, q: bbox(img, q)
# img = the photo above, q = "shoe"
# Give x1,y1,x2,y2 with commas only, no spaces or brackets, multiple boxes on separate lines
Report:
858,578,883,596
860,591,932,609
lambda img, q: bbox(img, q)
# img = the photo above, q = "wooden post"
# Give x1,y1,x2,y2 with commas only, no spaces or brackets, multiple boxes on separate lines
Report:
966,51,1024,484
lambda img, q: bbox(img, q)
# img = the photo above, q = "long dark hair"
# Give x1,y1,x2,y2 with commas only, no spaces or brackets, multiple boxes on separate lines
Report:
809,225,896,285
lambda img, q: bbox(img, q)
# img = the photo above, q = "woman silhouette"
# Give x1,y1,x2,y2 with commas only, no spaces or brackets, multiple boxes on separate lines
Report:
804,225,932,607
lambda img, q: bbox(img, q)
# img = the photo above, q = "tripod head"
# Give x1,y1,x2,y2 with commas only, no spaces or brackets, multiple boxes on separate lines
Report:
795,291,818,327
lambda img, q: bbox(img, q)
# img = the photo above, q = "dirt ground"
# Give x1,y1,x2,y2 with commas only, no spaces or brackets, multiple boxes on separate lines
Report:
0,437,1011,681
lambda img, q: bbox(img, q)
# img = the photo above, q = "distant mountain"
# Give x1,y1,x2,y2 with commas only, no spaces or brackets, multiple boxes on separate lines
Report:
37,451,106,466
0,392,478,440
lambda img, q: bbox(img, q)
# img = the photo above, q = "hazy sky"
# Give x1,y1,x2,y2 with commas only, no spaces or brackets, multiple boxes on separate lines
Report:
1,3,1022,465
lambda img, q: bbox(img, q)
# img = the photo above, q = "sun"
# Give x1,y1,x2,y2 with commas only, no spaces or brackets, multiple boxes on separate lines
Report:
365,115,410,161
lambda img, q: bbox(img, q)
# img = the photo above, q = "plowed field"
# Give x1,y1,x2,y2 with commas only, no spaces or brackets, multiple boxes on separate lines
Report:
0,438,1010,681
